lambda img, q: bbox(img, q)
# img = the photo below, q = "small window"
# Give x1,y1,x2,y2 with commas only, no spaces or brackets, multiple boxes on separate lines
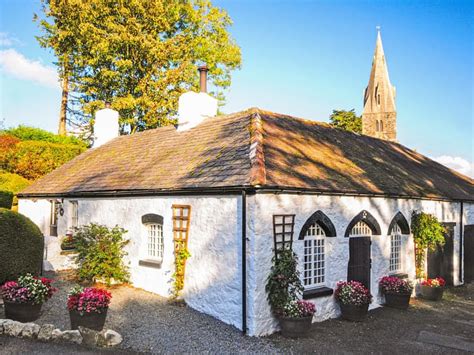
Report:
376,120,380,132
349,221,372,237
146,223,164,261
377,94,381,105
390,224,402,273
380,120,384,131
303,223,326,288
50,200,58,236
69,201,78,230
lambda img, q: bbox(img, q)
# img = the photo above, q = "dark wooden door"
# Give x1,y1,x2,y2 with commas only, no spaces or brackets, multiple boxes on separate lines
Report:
428,223,454,286
464,225,474,283
348,237,371,290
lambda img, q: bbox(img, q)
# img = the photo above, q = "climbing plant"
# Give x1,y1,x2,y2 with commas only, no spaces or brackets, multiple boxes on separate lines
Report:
172,244,191,298
411,211,446,278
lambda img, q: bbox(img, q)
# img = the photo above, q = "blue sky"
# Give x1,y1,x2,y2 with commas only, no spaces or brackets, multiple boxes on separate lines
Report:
0,0,473,176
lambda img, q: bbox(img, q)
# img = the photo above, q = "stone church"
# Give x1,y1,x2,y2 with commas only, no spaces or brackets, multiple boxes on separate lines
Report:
18,31,473,336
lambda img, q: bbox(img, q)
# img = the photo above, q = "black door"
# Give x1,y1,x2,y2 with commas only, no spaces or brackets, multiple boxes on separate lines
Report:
428,223,454,286
464,225,474,283
348,237,371,290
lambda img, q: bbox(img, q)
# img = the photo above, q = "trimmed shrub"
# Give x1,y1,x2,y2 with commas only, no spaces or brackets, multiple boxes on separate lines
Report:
0,171,31,193
0,191,13,209
6,140,86,180
0,208,44,284
3,125,87,148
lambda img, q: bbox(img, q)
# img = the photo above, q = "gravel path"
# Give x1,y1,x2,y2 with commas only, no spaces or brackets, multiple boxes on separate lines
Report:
1,271,473,354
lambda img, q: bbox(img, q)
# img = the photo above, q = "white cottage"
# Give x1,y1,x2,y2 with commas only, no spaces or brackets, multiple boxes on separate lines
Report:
17,102,474,336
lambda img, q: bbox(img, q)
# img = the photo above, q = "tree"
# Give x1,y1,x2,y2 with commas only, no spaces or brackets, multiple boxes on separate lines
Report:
36,0,242,133
329,109,362,133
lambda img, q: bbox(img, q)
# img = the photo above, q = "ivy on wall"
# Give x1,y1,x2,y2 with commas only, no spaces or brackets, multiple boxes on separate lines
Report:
171,205,191,298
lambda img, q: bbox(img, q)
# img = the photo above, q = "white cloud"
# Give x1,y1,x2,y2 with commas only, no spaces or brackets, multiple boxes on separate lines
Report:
0,49,59,89
434,155,474,178
0,32,20,47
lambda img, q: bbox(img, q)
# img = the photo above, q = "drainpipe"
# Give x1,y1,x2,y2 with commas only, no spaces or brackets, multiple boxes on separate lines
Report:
459,201,464,284
241,190,247,335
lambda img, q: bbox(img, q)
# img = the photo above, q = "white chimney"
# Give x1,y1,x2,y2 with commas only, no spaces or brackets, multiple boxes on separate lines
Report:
177,66,217,131
93,102,119,147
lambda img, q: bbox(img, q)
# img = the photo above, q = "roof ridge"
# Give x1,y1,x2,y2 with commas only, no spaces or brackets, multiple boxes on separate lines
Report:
248,111,266,186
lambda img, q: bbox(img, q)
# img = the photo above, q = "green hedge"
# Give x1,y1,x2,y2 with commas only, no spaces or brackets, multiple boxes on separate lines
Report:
2,125,87,148
0,208,44,284
5,140,86,180
0,191,13,209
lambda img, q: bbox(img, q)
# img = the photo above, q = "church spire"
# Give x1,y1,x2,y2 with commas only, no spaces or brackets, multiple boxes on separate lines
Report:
362,28,397,141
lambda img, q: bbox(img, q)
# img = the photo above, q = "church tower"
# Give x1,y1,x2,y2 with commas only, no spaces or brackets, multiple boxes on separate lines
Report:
362,29,397,141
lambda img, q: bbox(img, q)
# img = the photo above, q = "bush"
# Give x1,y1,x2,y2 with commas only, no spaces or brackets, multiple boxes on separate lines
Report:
0,208,44,284
0,190,13,209
74,223,130,285
2,125,87,148
334,281,372,305
0,134,20,169
5,140,86,180
0,171,31,194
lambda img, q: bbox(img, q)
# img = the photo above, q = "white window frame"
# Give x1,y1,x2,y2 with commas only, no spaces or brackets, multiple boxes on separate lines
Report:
303,223,326,289
145,223,164,262
349,221,373,237
390,224,403,273
69,201,78,230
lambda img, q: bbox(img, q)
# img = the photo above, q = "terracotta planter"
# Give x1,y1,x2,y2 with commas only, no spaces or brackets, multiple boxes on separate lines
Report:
420,285,444,301
4,300,42,322
278,315,313,338
339,303,369,322
69,309,108,331
384,292,411,309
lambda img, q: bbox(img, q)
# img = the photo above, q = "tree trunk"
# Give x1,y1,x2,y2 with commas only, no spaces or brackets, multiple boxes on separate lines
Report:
58,71,69,136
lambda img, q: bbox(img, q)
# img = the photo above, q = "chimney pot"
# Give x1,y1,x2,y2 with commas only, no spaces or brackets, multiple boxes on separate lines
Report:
198,65,208,93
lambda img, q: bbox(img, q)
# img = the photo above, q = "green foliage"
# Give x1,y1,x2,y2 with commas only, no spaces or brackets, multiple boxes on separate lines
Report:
172,242,191,298
2,125,87,148
73,223,130,285
411,211,446,278
329,109,362,133
0,171,32,194
0,208,44,284
0,191,13,209
265,249,303,316
36,0,241,132
5,140,85,180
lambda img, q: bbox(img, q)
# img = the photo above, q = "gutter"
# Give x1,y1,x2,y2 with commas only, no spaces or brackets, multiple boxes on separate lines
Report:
459,201,464,284
241,190,247,335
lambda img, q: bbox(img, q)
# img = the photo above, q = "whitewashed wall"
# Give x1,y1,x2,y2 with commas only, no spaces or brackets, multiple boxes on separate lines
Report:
19,195,243,330
247,194,465,336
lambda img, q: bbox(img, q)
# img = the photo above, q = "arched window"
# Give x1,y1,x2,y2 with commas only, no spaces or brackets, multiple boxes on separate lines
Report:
390,224,402,272
141,214,164,263
303,223,326,288
376,120,380,132
349,221,373,236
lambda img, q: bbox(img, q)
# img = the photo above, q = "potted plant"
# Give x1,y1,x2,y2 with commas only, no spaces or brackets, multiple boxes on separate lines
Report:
420,277,445,301
379,276,413,309
67,285,112,331
266,249,315,337
334,281,372,322
1,274,57,322
61,232,76,251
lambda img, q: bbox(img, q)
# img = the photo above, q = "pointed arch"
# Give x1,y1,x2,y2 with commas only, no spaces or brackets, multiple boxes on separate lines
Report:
344,210,381,237
387,211,410,235
299,210,337,240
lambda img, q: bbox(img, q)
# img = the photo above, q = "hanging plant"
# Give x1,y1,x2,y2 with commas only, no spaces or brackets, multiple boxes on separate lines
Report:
411,211,446,279
172,241,191,298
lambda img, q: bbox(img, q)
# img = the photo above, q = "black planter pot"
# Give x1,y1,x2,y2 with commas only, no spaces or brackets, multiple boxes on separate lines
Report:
4,300,42,322
69,309,108,331
60,244,76,251
384,292,411,309
339,303,369,322
420,286,444,301
278,315,313,338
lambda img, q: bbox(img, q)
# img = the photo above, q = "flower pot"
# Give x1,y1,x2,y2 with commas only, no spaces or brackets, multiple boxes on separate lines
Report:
69,309,108,331
384,292,411,309
420,285,444,301
278,315,313,338
4,300,42,322
339,303,369,322
61,244,76,251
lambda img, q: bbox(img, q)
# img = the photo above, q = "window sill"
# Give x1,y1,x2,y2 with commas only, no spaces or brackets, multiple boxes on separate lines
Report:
303,287,334,299
139,259,162,268
390,272,408,279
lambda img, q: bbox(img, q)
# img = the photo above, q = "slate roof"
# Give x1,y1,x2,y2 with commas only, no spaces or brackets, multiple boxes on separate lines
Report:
19,108,473,201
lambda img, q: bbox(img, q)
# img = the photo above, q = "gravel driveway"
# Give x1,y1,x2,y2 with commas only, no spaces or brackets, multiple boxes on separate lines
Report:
1,271,473,354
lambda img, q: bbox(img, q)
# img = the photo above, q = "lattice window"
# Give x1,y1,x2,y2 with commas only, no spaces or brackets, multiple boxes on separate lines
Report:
273,215,295,257
147,223,164,261
390,224,402,272
303,223,326,288
349,221,372,236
